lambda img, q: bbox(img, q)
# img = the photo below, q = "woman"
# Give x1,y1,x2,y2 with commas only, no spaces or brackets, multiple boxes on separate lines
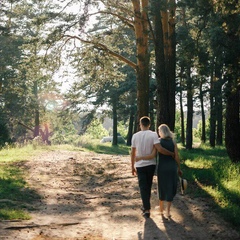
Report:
136,124,182,219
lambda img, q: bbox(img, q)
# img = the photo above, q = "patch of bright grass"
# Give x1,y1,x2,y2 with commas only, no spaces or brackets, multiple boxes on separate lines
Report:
180,145,240,229
0,209,31,220
0,164,41,220
0,144,46,162
84,142,130,155
51,142,130,155
73,138,130,155
0,145,43,220
185,157,214,169
0,168,41,220
50,144,88,152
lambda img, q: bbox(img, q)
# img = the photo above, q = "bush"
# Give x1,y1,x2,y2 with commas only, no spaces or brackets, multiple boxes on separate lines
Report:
72,134,94,148
85,119,108,139
117,121,128,139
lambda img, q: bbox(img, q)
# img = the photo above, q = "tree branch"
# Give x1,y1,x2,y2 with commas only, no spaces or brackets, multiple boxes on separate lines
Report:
96,10,134,29
63,35,137,70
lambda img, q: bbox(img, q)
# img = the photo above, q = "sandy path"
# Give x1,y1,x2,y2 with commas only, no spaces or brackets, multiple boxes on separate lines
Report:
0,150,239,240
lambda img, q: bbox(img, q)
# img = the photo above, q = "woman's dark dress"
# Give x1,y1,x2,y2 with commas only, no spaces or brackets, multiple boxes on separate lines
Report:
157,138,178,201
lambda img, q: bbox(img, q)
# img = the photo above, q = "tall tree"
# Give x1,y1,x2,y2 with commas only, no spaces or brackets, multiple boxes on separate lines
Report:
53,0,149,121
217,1,240,162
176,4,196,149
132,0,150,119
153,0,176,130
0,0,61,142
48,0,178,131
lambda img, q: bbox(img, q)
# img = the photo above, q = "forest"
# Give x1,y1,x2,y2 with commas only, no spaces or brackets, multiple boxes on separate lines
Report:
0,0,239,162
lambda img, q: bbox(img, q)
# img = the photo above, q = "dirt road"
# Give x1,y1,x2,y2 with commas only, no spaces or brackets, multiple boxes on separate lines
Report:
0,150,239,240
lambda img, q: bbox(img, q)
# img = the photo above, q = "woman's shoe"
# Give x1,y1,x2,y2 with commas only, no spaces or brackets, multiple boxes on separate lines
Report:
166,213,171,219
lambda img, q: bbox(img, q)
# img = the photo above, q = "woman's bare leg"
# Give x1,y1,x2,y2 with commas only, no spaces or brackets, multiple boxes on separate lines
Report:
159,200,164,214
166,201,172,217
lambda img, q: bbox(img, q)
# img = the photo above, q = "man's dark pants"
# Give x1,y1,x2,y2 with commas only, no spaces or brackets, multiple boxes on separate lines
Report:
136,164,156,211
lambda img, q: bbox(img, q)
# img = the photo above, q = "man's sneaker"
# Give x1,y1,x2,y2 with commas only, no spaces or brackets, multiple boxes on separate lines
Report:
142,211,150,218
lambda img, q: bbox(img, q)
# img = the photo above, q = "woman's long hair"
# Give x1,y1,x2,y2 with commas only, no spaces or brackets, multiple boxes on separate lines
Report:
158,124,174,139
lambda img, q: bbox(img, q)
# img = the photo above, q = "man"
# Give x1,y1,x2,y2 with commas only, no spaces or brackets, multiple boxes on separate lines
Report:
131,116,174,218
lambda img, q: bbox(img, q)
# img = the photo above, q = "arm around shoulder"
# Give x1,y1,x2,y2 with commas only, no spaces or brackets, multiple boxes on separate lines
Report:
135,147,157,161
154,143,175,158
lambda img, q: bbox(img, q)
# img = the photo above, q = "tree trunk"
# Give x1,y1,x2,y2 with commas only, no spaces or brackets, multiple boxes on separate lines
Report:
132,0,150,120
215,67,223,146
112,97,118,146
40,124,51,145
149,84,155,131
225,83,240,162
154,0,169,129
179,69,185,145
209,62,216,147
216,86,223,145
199,82,206,143
33,81,40,137
186,67,193,150
167,0,176,131
223,4,240,162
154,0,176,131
126,106,135,146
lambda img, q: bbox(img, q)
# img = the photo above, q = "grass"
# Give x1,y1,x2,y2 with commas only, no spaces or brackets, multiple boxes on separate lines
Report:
0,162,41,220
0,141,239,231
0,144,47,220
83,141,130,155
179,144,240,229
0,144,44,162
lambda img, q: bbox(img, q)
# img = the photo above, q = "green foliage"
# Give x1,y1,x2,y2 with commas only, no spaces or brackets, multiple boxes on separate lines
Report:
70,134,98,148
0,0,62,144
85,119,108,139
174,111,182,142
51,132,79,145
49,111,79,145
117,121,128,139
194,119,210,141
105,121,128,140
180,145,240,228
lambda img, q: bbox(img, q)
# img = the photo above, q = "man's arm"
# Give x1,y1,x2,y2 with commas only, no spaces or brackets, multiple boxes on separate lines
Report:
154,143,175,158
130,147,137,175
135,147,157,161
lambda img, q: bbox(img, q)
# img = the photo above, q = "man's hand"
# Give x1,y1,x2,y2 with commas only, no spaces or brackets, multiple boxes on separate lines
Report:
131,147,137,175
132,167,137,176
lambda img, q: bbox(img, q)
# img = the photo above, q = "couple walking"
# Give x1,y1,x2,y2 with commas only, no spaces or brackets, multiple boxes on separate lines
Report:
130,116,182,219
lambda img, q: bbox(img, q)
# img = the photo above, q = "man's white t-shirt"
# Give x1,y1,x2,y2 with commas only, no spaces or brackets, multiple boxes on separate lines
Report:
131,130,159,168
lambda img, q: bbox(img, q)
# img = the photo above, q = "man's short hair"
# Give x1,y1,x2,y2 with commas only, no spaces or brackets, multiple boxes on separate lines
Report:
140,116,151,127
